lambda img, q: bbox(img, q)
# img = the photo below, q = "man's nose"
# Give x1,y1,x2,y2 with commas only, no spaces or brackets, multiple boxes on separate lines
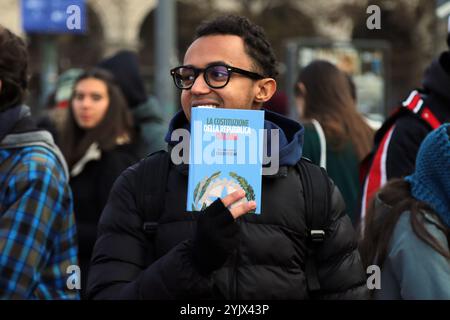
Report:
190,72,211,95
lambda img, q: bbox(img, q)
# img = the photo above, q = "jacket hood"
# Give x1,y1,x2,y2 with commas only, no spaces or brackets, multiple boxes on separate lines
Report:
165,108,304,167
98,50,147,108
0,105,69,179
422,52,450,103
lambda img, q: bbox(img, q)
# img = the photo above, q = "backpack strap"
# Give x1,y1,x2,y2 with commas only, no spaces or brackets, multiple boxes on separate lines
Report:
402,90,442,129
296,158,331,295
310,119,327,169
369,89,441,153
137,150,171,237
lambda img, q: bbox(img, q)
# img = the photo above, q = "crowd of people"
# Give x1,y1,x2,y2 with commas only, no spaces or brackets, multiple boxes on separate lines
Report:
0,14,449,300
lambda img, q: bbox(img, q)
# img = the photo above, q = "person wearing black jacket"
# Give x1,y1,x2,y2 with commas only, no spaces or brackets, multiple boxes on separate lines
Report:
58,68,139,298
87,15,368,300
360,35,450,223
383,53,450,179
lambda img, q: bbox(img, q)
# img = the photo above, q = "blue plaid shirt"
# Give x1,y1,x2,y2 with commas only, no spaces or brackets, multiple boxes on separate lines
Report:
0,145,79,299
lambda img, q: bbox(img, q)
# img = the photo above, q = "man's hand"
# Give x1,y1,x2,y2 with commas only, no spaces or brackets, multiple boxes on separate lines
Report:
192,189,255,275
221,189,256,219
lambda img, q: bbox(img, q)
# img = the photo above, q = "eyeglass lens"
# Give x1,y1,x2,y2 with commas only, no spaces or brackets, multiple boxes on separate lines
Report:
174,65,230,89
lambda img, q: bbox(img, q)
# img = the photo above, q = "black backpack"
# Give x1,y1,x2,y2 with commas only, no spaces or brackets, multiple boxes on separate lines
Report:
137,150,331,295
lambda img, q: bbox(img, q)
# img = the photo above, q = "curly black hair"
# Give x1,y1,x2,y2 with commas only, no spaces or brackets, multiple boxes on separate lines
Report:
0,25,28,112
195,15,278,79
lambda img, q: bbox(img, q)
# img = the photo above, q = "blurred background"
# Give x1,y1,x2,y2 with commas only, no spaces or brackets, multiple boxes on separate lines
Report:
1,0,449,125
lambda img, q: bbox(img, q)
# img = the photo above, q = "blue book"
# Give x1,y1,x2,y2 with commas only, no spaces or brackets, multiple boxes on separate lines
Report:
187,107,265,214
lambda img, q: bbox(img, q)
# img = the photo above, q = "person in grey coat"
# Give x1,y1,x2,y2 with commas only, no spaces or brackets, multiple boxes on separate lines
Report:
360,123,450,299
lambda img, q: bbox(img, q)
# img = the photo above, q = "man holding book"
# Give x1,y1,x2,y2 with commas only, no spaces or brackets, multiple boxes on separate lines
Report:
87,15,368,300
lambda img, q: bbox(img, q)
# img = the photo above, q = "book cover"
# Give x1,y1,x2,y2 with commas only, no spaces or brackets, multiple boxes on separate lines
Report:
187,107,265,214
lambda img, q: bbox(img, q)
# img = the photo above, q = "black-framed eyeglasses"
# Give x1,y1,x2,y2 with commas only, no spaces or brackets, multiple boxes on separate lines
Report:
170,64,265,90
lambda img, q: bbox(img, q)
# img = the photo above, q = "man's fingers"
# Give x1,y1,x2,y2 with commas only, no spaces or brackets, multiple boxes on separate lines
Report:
220,189,257,219
230,200,256,219
221,189,246,207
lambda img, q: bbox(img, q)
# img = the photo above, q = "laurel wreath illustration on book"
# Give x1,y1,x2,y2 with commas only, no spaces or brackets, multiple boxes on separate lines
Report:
192,171,256,213
192,171,221,211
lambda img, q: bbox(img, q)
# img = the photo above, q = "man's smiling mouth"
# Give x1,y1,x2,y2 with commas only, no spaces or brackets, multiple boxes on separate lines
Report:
194,104,217,108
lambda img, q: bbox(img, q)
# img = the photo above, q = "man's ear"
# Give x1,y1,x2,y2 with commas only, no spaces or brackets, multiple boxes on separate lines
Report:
0,80,2,94
254,78,277,105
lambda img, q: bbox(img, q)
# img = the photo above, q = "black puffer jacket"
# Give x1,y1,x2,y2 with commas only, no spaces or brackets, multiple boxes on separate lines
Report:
87,111,368,300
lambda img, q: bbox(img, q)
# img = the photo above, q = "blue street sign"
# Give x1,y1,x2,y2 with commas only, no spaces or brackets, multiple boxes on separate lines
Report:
21,0,86,34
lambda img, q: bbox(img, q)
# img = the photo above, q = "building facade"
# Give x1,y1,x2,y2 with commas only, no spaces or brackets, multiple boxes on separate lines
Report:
1,0,448,111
